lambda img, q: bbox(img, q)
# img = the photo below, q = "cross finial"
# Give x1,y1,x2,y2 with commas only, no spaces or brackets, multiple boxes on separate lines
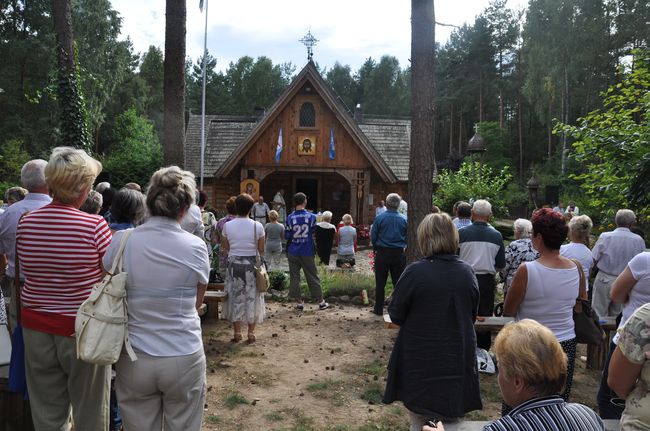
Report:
299,30,319,61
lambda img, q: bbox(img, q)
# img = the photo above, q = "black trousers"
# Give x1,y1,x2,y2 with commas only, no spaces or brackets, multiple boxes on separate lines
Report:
475,273,496,350
373,248,406,314
597,341,625,419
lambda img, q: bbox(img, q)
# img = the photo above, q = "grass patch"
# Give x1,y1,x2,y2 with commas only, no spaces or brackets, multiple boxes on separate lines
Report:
360,383,383,405
205,414,221,424
359,359,386,377
265,411,285,422
223,391,249,408
306,379,348,406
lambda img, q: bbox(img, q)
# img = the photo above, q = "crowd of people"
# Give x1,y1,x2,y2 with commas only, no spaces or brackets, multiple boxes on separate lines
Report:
0,146,648,431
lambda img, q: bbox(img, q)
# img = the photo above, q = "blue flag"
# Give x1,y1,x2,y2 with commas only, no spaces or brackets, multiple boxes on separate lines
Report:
328,127,336,159
275,128,283,163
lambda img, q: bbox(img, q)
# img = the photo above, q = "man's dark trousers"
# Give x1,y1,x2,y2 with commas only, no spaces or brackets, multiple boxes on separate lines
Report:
373,247,406,315
475,273,496,350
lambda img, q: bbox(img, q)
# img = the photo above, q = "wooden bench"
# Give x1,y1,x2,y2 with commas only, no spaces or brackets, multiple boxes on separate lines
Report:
203,290,227,320
587,317,618,370
384,315,515,332
444,419,620,430
385,314,618,371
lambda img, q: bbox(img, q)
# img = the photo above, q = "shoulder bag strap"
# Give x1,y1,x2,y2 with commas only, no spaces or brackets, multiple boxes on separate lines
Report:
570,258,586,301
111,229,133,275
253,221,261,268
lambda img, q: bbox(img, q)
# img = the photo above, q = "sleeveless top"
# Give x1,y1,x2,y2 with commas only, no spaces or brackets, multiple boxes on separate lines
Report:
517,260,579,342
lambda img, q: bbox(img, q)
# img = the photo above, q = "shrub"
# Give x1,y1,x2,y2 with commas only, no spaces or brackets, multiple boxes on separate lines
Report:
268,270,287,290
434,161,513,216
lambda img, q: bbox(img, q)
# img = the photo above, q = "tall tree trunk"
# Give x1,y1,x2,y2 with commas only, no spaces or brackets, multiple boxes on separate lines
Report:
458,113,463,154
407,0,435,263
53,0,74,73
562,65,569,176
449,105,453,154
164,0,187,167
53,0,90,151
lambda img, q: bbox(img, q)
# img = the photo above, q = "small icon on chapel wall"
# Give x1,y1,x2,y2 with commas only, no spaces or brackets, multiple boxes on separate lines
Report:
297,136,317,156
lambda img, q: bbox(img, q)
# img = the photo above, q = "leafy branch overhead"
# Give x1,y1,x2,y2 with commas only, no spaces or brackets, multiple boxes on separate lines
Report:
556,49,650,220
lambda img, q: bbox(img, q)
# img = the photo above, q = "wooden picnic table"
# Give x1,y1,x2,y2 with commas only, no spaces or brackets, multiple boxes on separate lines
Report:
385,314,617,371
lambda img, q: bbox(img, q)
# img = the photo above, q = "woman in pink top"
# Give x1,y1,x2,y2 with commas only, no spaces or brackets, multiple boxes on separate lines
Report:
16,147,111,431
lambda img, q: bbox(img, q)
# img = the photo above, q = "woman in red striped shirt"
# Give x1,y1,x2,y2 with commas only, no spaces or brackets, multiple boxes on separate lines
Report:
16,147,112,431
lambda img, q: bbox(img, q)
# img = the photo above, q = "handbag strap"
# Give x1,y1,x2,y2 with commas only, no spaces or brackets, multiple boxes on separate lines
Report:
253,221,261,268
570,259,587,301
110,229,133,275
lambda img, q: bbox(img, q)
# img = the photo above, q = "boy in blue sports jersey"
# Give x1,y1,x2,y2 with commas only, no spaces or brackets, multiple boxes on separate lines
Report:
285,192,329,311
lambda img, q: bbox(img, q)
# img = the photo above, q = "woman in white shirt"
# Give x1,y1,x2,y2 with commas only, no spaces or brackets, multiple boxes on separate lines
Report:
103,166,210,431
221,193,265,343
505,208,587,403
560,215,594,291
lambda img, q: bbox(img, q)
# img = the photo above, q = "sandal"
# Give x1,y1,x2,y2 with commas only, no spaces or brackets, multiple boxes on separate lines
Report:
246,333,256,344
230,333,242,343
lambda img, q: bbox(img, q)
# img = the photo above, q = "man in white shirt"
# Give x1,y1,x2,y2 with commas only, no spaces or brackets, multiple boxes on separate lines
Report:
0,159,52,330
251,195,270,226
592,209,646,318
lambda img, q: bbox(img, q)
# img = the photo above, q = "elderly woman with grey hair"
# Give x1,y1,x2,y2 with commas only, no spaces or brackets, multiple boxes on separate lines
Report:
501,218,539,296
384,213,481,430
560,215,594,291
79,189,103,214
103,166,210,431
315,210,336,265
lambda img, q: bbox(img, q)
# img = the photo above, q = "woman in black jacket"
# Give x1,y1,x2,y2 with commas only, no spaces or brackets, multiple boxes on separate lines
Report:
383,212,482,430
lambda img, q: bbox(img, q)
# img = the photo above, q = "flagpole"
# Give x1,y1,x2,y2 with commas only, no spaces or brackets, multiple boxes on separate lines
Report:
199,0,208,190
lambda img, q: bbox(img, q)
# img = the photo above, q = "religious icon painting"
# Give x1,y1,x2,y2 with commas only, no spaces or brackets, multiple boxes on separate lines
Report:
297,135,317,156
240,179,260,200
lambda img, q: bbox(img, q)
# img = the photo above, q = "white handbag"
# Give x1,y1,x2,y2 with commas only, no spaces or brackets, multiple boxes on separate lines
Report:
75,230,137,365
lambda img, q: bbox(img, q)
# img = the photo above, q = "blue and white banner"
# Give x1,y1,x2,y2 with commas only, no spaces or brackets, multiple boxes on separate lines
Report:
328,127,336,159
275,127,283,163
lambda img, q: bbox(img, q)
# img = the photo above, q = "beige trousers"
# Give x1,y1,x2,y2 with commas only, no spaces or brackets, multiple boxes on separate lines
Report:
23,327,110,431
592,271,622,318
115,348,206,431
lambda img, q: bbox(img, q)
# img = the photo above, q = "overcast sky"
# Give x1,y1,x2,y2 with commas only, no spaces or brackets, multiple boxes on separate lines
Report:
111,0,528,73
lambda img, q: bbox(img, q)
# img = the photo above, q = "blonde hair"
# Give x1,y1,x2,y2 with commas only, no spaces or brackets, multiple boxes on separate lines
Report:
417,212,458,256
146,166,196,219
342,214,353,225
568,215,593,247
268,210,279,222
45,147,102,204
322,211,333,222
494,319,567,396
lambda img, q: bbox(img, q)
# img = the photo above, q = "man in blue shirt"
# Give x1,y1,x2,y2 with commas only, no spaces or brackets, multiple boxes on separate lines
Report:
285,192,328,311
370,193,407,315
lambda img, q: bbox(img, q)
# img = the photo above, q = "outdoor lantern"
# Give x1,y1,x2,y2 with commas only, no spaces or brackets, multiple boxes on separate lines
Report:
526,173,539,209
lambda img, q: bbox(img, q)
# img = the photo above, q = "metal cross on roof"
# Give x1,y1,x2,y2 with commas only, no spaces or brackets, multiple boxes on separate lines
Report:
299,30,319,61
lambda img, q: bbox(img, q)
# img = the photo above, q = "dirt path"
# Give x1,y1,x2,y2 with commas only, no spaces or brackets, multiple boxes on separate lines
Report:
201,301,601,431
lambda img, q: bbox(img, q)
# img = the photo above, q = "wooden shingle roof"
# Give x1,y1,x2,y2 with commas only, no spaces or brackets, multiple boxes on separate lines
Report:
185,114,258,177
358,119,411,182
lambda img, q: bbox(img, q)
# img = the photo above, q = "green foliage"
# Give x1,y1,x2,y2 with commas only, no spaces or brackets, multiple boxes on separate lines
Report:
0,139,31,188
57,46,92,152
102,108,163,187
268,270,287,291
556,49,650,220
434,162,513,216
477,121,512,170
